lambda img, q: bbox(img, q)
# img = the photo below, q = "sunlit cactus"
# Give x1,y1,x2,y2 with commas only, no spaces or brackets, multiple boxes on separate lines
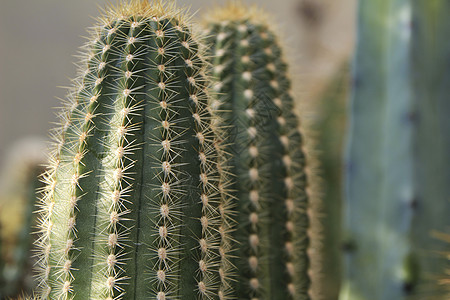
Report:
36,1,232,299
205,4,314,299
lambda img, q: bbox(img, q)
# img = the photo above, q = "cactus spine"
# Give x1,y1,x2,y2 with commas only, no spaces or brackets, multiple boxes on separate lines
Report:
37,1,230,299
342,0,450,299
205,5,312,299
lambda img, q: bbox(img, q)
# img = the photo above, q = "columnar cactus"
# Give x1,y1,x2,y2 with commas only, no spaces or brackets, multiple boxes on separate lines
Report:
205,5,313,299
1,165,43,298
313,63,349,300
0,141,46,299
342,0,450,299
36,1,231,299
432,231,450,298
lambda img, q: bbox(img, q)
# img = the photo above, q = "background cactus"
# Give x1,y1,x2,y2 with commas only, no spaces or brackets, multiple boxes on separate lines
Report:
0,139,47,299
311,63,349,300
36,1,231,299
432,231,450,298
205,4,314,299
342,0,450,299
0,165,43,299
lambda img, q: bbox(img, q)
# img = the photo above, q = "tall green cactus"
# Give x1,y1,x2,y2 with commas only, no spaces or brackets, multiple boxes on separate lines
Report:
205,4,313,299
36,1,232,299
342,0,450,299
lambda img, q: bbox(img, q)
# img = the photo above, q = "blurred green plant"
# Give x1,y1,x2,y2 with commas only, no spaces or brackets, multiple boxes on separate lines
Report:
311,63,349,300
342,0,450,299
0,141,46,299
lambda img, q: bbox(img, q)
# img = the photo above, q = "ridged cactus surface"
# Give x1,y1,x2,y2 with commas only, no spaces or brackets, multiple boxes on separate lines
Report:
37,1,230,299
205,5,312,299
342,0,450,299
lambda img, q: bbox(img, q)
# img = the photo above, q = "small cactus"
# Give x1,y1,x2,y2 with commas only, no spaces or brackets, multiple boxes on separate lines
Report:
36,1,231,299
205,4,313,299
342,0,450,299
0,139,47,299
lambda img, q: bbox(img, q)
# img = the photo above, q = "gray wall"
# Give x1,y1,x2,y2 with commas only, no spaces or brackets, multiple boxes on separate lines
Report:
0,0,355,170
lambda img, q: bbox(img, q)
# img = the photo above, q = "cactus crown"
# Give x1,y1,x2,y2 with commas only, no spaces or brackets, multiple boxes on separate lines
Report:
36,1,232,299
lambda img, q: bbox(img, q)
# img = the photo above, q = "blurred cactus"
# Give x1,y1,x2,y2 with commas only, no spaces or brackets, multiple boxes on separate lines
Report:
35,1,231,299
0,139,47,299
342,0,450,299
312,63,349,300
432,231,450,298
205,4,314,299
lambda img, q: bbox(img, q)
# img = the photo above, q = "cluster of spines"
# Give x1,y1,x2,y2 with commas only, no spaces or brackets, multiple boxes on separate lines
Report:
36,1,232,299
206,12,312,299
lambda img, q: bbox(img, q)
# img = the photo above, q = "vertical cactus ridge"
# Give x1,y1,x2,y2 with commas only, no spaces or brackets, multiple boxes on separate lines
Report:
36,1,231,299
343,0,450,299
205,4,313,299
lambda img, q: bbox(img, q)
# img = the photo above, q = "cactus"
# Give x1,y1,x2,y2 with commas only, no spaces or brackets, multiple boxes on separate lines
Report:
36,1,232,299
0,166,43,299
312,63,349,300
342,0,450,299
205,4,313,299
432,231,450,298
0,140,47,299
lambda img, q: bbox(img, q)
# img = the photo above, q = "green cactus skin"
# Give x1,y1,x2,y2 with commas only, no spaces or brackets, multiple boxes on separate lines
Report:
342,0,450,299
36,1,231,299
205,5,312,299
312,63,349,300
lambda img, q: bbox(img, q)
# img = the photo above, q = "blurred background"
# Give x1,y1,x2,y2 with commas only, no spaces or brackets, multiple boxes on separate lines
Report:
0,0,355,171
